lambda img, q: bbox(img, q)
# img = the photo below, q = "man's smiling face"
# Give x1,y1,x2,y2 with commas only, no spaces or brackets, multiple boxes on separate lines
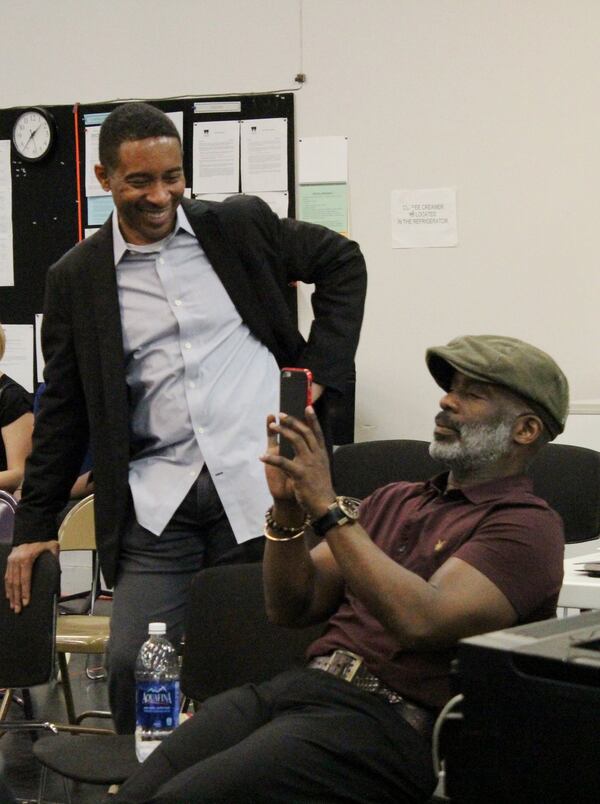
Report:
95,136,185,245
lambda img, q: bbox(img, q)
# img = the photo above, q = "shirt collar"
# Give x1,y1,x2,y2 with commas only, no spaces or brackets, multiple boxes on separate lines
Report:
428,471,534,503
111,204,195,265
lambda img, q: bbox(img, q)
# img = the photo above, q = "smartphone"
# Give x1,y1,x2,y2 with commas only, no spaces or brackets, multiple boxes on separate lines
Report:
279,368,313,459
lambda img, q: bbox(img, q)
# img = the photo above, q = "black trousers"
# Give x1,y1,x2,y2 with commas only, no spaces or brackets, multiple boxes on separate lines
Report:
113,668,436,803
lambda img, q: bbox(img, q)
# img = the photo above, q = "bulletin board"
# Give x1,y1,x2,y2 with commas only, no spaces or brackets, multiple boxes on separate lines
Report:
0,92,295,325
0,92,355,442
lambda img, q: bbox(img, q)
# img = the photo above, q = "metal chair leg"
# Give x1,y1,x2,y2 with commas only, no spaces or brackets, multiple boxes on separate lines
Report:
57,653,77,724
0,688,13,721
74,708,113,724
22,687,34,720
85,652,107,681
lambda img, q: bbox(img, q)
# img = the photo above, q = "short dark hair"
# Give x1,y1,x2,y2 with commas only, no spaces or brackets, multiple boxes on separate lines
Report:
99,102,181,173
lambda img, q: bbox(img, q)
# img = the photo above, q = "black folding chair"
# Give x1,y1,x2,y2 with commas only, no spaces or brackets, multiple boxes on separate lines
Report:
0,543,63,800
0,491,17,546
0,543,60,725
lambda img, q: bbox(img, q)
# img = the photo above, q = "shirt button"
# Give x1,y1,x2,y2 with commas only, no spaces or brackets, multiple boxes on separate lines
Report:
188,381,196,389
158,257,165,265
189,470,196,478
197,427,204,435
397,545,407,554
184,342,192,349
174,299,182,306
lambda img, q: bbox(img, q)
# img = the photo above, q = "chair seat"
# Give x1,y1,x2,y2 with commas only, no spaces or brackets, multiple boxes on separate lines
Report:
56,615,110,653
33,734,139,784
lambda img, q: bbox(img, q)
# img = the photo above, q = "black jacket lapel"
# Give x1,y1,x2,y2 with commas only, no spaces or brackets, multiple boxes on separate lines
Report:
86,220,130,460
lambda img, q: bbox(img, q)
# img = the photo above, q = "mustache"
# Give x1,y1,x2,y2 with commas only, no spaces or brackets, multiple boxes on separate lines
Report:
435,413,460,432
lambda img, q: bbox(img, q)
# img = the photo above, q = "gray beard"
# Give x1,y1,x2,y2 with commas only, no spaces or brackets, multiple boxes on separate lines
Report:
429,419,514,474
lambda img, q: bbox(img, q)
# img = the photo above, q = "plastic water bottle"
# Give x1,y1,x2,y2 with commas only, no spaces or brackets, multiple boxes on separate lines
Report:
135,622,180,762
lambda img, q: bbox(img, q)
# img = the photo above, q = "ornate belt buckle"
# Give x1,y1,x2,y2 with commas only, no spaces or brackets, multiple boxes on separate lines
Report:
325,650,363,682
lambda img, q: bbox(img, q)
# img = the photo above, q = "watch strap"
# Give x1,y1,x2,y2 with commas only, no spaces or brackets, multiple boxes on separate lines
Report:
311,498,358,537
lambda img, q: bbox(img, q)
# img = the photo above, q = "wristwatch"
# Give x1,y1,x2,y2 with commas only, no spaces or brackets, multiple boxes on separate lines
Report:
311,496,361,537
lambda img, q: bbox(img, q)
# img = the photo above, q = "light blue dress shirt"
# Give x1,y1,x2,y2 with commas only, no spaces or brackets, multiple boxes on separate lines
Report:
112,206,279,541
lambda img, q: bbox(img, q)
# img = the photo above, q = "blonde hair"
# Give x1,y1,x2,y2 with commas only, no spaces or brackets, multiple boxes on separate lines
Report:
0,324,5,360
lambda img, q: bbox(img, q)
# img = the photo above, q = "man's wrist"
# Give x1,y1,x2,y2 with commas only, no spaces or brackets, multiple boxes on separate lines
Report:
265,505,311,542
311,496,362,538
271,500,306,530
308,497,337,520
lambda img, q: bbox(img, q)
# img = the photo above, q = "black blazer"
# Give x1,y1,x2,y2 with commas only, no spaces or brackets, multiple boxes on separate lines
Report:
14,195,367,586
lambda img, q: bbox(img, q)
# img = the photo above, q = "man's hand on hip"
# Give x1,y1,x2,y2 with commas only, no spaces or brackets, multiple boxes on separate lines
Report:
5,541,60,613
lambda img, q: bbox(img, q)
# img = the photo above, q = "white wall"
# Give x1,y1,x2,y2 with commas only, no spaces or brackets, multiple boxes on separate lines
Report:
2,0,599,445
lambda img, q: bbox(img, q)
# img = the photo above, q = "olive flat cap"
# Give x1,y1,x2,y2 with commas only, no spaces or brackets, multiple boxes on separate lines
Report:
425,335,569,439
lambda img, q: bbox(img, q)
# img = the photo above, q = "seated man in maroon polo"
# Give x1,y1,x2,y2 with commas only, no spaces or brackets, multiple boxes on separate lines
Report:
114,334,567,804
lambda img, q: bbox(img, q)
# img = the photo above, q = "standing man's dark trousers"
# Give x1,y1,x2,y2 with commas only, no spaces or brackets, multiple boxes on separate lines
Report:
113,668,436,803
108,468,263,734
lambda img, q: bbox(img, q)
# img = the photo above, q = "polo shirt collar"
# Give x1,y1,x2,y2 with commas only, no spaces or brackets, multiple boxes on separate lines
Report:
428,472,533,503
111,204,194,265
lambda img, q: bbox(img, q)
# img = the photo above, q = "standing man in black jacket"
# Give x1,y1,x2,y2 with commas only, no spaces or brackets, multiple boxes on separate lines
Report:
5,102,366,732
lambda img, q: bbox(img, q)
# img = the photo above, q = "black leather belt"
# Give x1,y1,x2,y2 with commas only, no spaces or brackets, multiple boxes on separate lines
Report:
308,650,435,739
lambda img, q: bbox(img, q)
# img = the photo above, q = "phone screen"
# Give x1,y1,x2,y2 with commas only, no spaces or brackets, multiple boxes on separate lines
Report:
279,368,313,459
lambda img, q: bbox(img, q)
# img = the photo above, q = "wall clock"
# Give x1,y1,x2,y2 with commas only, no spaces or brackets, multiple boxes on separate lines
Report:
12,107,56,162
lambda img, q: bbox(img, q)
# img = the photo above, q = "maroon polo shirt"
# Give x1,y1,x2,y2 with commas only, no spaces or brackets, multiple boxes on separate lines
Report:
307,473,565,709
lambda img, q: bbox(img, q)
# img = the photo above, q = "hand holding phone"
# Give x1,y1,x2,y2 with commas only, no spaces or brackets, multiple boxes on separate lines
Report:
279,368,313,459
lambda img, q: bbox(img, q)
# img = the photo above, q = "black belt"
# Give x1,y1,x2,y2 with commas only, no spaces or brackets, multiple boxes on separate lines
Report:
308,650,435,739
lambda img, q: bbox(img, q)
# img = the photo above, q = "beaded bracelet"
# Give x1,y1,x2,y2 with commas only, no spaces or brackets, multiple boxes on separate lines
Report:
264,506,311,537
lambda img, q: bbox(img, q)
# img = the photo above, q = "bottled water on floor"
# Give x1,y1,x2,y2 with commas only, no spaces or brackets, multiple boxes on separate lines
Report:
135,622,180,762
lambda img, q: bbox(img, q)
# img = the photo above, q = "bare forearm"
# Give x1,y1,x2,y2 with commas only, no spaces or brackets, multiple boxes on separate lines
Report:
263,535,316,626
0,468,24,494
1,413,34,494
324,524,445,649
324,522,516,649
262,499,343,627
70,471,94,499
262,499,316,625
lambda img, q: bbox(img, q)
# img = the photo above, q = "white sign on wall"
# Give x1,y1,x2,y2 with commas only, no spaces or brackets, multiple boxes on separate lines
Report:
391,188,458,249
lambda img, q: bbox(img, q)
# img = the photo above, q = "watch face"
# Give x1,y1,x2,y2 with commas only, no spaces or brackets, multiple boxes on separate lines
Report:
338,496,361,519
12,108,55,162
